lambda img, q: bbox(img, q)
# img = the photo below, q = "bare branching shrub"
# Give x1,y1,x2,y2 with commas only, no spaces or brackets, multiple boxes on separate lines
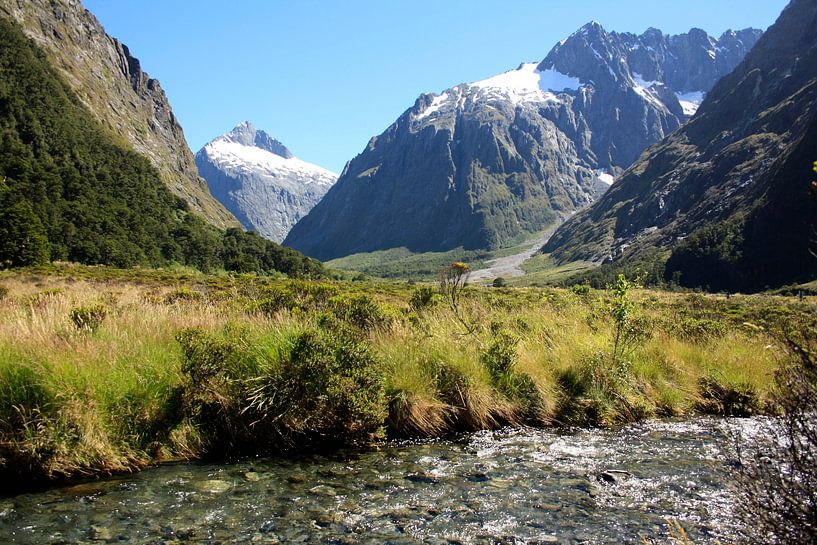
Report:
735,313,817,544
439,262,479,337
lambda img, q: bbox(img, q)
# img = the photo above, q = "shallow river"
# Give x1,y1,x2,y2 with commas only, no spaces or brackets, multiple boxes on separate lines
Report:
0,418,755,544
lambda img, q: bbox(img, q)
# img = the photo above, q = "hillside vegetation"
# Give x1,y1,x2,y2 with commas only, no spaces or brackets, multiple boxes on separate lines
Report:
1,264,811,491
0,17,320,278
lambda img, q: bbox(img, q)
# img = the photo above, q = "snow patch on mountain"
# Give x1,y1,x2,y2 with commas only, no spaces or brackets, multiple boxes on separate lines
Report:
470,63,572,104
597,171,615,185
205,139,336,186
675,91,706,116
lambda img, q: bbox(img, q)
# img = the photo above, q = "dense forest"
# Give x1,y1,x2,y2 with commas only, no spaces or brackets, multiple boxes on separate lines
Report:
0,17,322,278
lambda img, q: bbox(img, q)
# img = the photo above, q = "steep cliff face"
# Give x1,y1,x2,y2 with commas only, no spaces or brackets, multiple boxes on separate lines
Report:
284,24,759,261
0,0,237,228
196,122,337,243
544,0,817,291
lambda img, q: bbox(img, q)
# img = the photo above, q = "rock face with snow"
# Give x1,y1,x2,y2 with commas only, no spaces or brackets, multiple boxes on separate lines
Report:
285,23,760,261
544,0,817,291
196,123,336,242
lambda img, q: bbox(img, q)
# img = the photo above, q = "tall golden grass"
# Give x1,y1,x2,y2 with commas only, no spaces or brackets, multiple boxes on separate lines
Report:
0,265,801,489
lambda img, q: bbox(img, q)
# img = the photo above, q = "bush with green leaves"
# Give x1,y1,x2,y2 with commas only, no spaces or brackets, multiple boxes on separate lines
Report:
607,274,651,367
570,283,591,296
328,294,390,332
246,328,386,448
555,351,652,426
695,375,760,416
0,362,61,484
671,317,726,342
176,325,386,454
409,286,437,311
254,281,339,315
69,304,107,332
482,329,518,381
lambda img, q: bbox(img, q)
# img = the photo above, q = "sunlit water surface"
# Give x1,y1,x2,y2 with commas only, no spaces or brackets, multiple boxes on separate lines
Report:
0,417,760,544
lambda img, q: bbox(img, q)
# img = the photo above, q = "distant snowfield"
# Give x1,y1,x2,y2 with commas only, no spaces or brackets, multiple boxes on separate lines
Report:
206,140,336,185
597,171,615,185
675,91,705,116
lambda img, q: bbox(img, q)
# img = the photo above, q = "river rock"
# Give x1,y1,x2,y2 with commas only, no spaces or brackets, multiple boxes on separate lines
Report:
308,484,337,497
89,525,112,541
195,479,232,494
596,470,633,484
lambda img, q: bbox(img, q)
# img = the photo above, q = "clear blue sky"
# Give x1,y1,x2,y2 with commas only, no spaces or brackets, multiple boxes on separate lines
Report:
83,0,789,173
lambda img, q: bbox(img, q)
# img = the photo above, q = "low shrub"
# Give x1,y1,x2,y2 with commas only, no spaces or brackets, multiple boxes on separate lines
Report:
426,358,471,409
27,288,62,307
246,328,386,447
254,281,339,315
409,286,437,311
571,283,591,296
163,287,202,304
482,330,518,381
176,325,386,454
670,317,726,342
69,304,107,332
0,362,60,483
328,294,391,332
555,352,652,426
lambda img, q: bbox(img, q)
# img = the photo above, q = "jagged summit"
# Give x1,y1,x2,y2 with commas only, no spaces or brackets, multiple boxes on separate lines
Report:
219,121,293,159
284,23,761,261
196,123,336,243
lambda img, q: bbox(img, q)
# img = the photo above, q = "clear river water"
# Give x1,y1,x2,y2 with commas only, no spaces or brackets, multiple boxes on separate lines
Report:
0,417,755,544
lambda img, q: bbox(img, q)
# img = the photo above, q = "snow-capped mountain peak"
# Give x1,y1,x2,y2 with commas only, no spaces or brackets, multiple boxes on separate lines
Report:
196,122,337,242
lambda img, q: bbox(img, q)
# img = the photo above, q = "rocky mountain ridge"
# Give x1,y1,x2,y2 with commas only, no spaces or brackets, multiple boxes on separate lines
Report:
544,0,817,291
196,122,336,243
284,23,760,261
0,0,237,228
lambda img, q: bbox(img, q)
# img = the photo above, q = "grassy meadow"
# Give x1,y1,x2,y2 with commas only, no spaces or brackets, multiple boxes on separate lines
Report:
0,263,812,492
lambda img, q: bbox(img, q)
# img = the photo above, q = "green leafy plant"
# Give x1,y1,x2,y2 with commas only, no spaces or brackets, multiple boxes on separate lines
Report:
608,273,645,368
163,287,202,304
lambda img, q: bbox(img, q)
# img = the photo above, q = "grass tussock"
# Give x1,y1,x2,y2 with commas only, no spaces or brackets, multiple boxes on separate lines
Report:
0,264,806,491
